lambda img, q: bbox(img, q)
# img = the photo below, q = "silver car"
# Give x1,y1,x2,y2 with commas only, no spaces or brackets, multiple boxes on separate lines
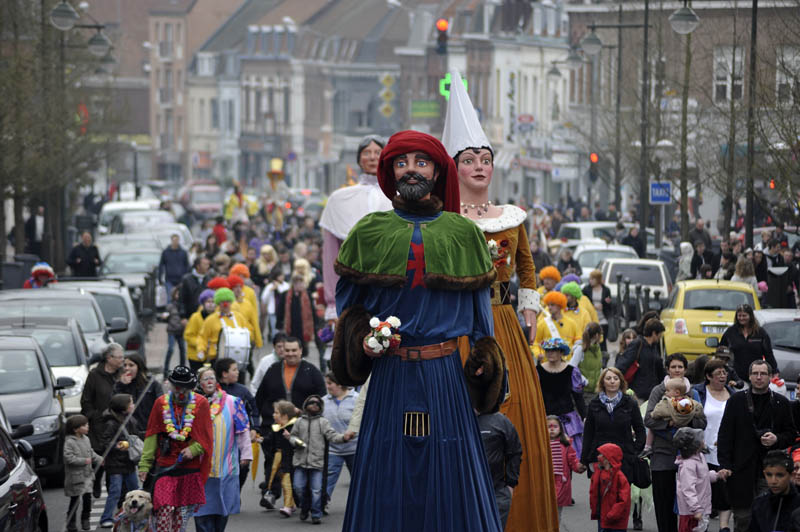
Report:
754,309,800,392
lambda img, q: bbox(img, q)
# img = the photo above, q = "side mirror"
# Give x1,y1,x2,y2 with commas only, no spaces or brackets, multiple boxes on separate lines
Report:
11,424,33,439
16,439,33,460
108,317,128,333
705,337,719,348
54,376,77,391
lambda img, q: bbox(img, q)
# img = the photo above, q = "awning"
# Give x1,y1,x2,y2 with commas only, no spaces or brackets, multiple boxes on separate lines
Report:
494,150,517,171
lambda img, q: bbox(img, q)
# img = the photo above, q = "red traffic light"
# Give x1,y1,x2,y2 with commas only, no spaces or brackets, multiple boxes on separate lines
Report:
769,179,776,189
589,152,599,164
436,18,449,32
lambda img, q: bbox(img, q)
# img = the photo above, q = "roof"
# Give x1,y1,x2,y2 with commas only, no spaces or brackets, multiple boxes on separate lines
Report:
0,289,96,300
0,317,75,329
0,335,40,349
573,243,638,253
198,0,284,53
677,280,756,291
754,308,800,320
603,258,666,265
150,0,198,16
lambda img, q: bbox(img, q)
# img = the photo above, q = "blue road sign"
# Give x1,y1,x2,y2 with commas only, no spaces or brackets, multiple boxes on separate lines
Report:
649,181,672,205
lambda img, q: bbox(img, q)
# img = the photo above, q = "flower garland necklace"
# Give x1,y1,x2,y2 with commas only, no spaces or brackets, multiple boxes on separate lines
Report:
208,389,224,421
162,392,197,441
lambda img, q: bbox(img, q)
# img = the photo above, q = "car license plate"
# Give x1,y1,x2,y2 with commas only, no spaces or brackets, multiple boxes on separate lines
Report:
702,326,725,334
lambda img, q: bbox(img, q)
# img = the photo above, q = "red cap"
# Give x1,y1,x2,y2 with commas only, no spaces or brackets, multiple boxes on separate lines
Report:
377,130,460,213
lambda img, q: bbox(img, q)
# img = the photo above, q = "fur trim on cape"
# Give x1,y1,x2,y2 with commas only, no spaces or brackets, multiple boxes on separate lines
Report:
330,305,373,386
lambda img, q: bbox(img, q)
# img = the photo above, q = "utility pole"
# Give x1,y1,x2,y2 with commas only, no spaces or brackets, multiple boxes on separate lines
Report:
745,0,758,248
638,0,651,234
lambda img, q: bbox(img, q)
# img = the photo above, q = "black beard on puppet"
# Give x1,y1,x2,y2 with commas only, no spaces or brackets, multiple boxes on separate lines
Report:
396,172,435,201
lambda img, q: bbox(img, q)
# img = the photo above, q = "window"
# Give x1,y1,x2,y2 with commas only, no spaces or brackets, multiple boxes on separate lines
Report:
199,99,205,131
30,329,81,366
683,289,754,310
607,264,664,286
211,98,219,129
776,46,800,105
0,430,19,477
227,100,235,132
714,46,743,103
0,349,45,394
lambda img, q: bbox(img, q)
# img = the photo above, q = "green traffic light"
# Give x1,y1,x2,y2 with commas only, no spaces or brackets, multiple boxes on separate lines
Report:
439,73,468,100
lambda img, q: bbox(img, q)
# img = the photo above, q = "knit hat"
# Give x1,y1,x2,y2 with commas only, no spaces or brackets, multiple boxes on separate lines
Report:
198,289,215,304
31,262,55,278
562,273,581,285
539,266,562,282
540,337,571,355
207,277,231,290
542,291,567,309
213,288,235,305
230,264,250,278
226,274,244,288
560,281,583,300
673,427,705,456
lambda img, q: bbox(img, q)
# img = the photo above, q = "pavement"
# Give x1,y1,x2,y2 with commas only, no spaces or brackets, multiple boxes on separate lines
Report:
40,324,729,531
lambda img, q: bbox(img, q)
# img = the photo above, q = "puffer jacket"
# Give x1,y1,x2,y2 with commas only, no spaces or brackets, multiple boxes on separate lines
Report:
589,443,631,531
289,395,346,470
99,410,139,474
675,452,718,516
63,434,101,497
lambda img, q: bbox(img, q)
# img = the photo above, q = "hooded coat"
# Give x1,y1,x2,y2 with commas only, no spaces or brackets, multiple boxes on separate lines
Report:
589,442,631,530
674,428,718,517
676,242,694,281
289,395,347,470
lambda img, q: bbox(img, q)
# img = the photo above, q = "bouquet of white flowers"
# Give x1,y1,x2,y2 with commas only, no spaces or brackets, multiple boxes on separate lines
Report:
365,316,402,355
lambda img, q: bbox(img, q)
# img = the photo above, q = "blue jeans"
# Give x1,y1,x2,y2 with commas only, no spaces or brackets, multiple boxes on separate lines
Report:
100,471,139,522
293,468,323,519
326,453,355,498
194,514,229,532
164,334,186,375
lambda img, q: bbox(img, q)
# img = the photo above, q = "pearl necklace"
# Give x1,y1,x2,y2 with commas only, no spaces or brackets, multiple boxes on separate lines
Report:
461,200,492,217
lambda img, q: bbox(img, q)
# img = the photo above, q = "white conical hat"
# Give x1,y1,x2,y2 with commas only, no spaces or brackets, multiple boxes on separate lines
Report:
441,69,492,159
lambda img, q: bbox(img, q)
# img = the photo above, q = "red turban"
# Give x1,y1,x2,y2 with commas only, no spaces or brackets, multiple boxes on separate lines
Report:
377,130,460,213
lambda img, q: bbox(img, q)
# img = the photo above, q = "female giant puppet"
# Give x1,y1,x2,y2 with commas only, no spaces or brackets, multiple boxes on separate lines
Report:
332,130,505,531
443,70,559,532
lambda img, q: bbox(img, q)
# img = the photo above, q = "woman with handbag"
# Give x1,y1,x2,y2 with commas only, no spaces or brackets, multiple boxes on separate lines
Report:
644,354,707,532
615,318,666,402
98,394,141,528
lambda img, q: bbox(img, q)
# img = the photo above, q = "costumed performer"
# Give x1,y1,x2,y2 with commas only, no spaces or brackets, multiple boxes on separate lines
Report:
332,129,503,531
224,182,258,223
538,266,562,296
442,69,557,532
23,261,56,288
533,291,579,357
137,366,213,532
193,366,252,532
561,273,598,322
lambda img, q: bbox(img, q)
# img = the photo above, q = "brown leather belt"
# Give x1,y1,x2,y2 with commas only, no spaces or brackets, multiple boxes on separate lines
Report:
390,339,459,361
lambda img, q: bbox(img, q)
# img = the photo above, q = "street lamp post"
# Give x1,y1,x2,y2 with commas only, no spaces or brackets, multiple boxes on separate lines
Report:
745,0,758,248
132,142,140,200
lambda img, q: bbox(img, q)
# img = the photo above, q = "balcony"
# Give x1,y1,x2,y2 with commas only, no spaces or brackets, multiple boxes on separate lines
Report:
159,133,174,150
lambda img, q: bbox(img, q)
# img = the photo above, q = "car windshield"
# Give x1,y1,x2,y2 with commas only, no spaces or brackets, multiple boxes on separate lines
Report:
608,264,664,285
683,289,755,311
0,349,44,393
0,300,102,333
30,329,81,366
556,226,580,240
193,189,221,203
578,250,637,269
92,293,129,323
102,253,160,274
761,320,800,350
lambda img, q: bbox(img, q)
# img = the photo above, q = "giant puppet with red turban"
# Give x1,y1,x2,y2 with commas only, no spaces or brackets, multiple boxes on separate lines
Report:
331,130,505,531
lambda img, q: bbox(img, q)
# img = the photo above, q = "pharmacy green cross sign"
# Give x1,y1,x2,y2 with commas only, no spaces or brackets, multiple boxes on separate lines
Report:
439,72,468,100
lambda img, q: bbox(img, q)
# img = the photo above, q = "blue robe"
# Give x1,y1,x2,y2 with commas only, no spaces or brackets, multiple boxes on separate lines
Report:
336,208,502,532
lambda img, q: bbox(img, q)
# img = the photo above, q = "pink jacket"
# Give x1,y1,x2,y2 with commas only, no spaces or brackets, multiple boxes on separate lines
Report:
675,452,718,516
552,440,582,507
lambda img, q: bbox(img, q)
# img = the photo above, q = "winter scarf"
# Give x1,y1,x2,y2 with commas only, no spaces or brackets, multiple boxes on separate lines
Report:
598,391,622,415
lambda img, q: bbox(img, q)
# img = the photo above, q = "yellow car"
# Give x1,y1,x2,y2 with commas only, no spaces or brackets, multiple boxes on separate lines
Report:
660,279,761,359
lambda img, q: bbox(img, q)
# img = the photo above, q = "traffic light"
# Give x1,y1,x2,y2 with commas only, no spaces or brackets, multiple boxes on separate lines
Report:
436,18,448,55
769,178,776,189
589,152,599,183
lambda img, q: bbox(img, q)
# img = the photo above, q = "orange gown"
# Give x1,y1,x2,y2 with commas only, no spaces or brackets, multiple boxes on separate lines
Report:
460,205,559,532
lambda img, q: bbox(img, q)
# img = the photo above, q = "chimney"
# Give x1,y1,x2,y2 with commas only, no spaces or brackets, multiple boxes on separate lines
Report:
286,25,297,54
261,26,273,55
247,25,258,54
273,25,283,56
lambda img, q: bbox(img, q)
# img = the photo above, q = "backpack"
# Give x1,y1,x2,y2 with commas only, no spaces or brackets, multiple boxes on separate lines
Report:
218,314,251,366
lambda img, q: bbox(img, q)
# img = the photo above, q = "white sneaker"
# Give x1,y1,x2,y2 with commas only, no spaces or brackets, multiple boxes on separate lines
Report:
100,521,114,529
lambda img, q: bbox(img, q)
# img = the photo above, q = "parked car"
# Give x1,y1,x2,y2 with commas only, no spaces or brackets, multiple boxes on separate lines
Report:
100,249,165,311
97,199,162,235
551,221,674,258
0,404,47,531
0,335,74,477
571,243,639,284
754,308,800,392
0,317,89,415
600,258,672,325
0,290,122,362
96,234,161,260
661,280,761,359
109,210,175,234
46,278,147,356
177,181,223,219
144,222,194,250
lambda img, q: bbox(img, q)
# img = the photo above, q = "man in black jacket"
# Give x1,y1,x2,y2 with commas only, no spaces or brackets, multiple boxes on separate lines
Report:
718,360,798,532
614,318,666,401
621,226,646,258
690,240,715,279
158,234,189,297
178,256,211,320
67,231,102,277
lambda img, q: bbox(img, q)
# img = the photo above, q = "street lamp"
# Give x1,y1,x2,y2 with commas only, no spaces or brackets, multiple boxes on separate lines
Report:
87,30,111,57
565,46,584,71
547,62,562,81
669,2,701,35
580,30,603,57
50,1,80,31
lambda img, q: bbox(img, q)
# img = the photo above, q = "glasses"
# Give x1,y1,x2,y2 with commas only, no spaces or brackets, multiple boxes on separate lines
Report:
711,370,728,377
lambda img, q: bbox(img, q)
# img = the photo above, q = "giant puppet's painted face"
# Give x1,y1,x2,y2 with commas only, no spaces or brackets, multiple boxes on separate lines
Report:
358,141,383,176
393,151,438,201
455,148,494,192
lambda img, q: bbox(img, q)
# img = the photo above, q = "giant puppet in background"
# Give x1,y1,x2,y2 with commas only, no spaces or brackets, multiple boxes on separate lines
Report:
443,69,559,532
319,135,391,321
332,130,504,531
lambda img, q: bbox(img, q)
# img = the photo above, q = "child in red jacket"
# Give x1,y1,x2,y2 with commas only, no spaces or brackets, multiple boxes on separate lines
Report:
590,442,631,532
547,415,585,520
